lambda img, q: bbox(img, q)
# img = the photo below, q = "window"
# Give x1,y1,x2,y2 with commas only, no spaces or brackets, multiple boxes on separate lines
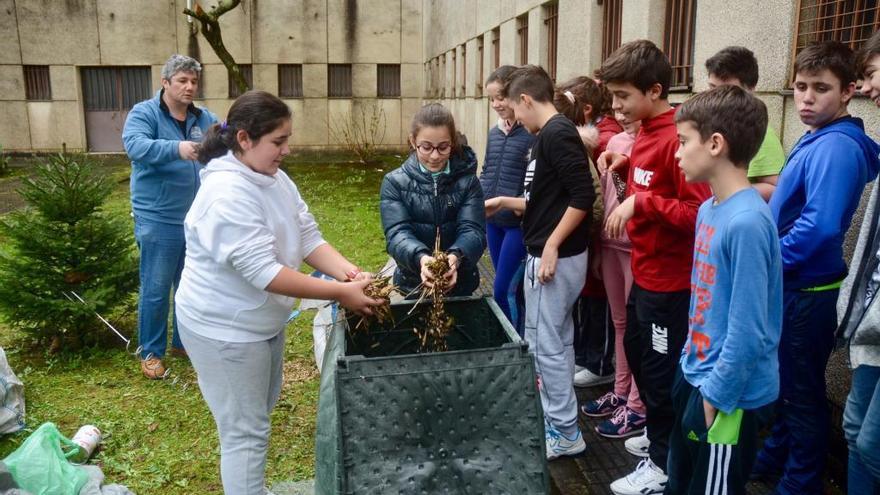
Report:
476,35,485,95
328,64,352,97
663,0,697,90
452,50,458,97
517,15,529,65
602,0,624,61
544,3,559,81
81,67,151,111
461,45,467,96
793,0,880,71
377,64,400,98
278,64,303,98
441,56,446,98
23,65,51,101
492,28,501,69
227,64,253,98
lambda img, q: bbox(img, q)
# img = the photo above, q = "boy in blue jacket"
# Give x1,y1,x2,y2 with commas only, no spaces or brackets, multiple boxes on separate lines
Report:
666,85,782,494
754,41,880,494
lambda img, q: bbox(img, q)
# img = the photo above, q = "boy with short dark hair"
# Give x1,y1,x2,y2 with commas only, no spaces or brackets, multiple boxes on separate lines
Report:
838,30,880,495
704,46,785,200
485,64,596,460
666,85,782,494
595,39,712,495
754,41,880,495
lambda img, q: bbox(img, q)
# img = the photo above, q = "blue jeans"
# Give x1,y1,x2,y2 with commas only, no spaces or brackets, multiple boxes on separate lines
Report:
844,364,880,495
486,223,526,326
134,216,185,359
754,288,838,495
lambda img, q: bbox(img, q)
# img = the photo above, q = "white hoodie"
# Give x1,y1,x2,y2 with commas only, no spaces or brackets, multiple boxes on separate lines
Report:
175,151,326,342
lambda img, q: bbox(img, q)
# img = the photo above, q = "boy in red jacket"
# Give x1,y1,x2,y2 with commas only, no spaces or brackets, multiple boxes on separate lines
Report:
596,39,712,495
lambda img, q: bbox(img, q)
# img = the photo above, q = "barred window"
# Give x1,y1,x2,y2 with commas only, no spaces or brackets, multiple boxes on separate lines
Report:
793,0,880,69
460,45,467,96
663,0,697,90
228,64,253,98
602,0,623,61
452,50,458,97
544,3,559,81
377,64,401,98
492,28,501,69
328,64,352,98
278,64,303,98
476,35,485,95
24,65,52,101
81,66,151,111
517,15,529,65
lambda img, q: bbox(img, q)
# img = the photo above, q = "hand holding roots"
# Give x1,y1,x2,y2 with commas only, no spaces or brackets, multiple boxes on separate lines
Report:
414,250,455,352
354,277,396,331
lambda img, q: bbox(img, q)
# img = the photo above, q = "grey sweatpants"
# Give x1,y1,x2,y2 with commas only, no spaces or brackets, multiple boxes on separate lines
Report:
179,324,285,495
524,252,587,437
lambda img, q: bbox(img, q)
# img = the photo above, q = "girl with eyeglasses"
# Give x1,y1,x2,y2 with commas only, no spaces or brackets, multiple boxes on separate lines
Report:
379,103,487,297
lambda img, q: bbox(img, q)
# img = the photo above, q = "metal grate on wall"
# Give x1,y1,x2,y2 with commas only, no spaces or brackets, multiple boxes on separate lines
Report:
602,0,623,61
377,64,400,98
278,64,303,98
544,3,559,81
517,15,529,65
82,66,150,111
328,64,352,98
663,0,697,90
228,64,253,98
24,66,52,101
793,0,880,69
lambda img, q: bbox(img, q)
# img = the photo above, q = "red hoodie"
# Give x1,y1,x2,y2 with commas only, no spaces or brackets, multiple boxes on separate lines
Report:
626,108,711,292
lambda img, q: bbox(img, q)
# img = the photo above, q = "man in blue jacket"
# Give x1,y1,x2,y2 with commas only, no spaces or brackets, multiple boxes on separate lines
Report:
753,42,880,494
122,54,217,379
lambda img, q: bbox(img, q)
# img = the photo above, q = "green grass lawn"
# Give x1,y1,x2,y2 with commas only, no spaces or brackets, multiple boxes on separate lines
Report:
0,153,401,493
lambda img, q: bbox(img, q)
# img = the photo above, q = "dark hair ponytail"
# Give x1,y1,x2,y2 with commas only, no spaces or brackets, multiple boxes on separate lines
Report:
198,90,292,164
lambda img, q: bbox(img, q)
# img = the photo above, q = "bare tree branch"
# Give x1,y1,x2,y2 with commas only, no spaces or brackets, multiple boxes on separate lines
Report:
183,1,248,94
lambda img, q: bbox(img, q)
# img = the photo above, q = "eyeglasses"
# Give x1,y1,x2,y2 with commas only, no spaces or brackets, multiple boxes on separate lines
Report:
415,142,453,155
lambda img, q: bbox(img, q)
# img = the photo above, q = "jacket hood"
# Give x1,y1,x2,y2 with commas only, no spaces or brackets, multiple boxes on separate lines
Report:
201,151,277,187
402,145,479,183
800,116,880,182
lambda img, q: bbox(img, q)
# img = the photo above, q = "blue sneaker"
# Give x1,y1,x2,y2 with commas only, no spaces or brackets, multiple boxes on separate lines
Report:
595,406,646,439
581,391,625,418
545,423,586,460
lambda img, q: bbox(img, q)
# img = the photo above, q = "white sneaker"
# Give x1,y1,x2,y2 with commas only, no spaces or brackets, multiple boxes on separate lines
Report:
575,364,586,373
573,368,615,387
624,429,650,458
610,458,667,495
545,424,586,460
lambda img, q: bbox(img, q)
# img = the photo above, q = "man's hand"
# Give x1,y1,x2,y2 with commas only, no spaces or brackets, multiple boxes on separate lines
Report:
703,399,717,429
604,195,635,239
179,141,200,161
538,244,559,285
597,151,629,175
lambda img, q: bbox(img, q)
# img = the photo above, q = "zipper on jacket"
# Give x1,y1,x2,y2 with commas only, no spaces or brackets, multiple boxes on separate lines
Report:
492,131,507,197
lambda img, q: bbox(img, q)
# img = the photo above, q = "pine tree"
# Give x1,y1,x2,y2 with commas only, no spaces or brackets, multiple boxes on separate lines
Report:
0,154,138,348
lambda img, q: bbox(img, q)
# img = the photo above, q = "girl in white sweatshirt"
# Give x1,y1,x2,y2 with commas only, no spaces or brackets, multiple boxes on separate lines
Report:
175,90,378,495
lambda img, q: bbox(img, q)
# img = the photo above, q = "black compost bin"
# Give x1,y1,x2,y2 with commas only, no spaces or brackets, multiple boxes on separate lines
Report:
315,296,549,494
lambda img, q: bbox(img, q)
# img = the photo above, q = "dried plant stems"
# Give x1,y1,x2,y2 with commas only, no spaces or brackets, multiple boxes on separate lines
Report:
354,277,396,331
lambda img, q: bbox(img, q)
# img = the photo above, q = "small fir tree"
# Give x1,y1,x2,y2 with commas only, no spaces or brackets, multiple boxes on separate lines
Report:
0,154,138,348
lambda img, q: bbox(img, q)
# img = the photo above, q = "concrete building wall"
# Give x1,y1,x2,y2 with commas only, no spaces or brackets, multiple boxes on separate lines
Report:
424,0,880,164
0,0,421,152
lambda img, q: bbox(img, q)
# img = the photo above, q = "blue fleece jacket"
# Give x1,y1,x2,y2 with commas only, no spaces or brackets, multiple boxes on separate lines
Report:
480,121,535,227
769,116,880,289
122,90,218,225
682,188,783,414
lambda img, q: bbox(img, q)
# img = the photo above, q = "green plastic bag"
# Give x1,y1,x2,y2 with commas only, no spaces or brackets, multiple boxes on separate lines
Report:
3,422,89,495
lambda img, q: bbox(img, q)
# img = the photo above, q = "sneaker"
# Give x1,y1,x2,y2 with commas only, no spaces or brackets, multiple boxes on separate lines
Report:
574,368,615,387
581,391,625,417
609,458,667,495
545,424,586,460
140,357,167,380
596,406,646,439
624,429,650,458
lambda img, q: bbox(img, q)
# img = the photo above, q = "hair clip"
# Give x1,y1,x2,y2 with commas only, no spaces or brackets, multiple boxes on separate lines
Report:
220,121,228,131
564,90,576,104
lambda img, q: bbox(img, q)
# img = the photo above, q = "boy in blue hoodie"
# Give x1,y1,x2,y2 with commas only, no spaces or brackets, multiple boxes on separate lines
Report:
666,85,782,494
754,41,880,495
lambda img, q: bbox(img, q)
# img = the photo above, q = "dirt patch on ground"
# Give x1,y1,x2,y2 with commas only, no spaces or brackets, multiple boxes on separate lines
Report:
283,358,319,387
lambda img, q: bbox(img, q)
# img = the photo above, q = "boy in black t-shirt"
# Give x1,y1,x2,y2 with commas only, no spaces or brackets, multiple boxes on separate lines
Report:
485,65,595,460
